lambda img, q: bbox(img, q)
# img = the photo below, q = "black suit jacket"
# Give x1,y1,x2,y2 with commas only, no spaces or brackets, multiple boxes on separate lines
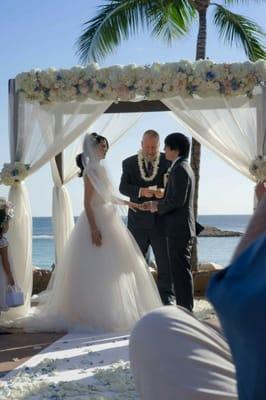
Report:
119,153,170,229
158,157,196,239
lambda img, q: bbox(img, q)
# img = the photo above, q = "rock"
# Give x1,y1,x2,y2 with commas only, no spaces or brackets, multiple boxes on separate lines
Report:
199,262,223,272
33,268,52,294
193,262,223,297
199,225,242,237
148,261,220,298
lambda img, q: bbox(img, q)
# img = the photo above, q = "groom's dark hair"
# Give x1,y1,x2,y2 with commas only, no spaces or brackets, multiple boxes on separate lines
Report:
164,133,190,158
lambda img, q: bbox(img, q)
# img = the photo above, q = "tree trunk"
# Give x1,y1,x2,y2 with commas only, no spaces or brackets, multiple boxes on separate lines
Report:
191,5,208,271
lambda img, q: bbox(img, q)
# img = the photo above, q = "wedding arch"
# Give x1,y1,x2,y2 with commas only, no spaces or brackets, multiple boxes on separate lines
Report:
1,59,266,319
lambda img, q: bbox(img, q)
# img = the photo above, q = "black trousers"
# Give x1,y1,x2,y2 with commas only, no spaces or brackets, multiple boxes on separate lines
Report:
128,226,173,303
166,236,194,311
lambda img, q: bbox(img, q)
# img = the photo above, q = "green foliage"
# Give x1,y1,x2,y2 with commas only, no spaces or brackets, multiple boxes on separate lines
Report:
77,0,196,63
213,4,266,60
76,0,265,64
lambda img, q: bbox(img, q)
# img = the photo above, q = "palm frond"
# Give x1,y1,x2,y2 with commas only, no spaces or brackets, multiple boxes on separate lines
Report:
76,0,196,64
213,4,266,60
150,0,196,43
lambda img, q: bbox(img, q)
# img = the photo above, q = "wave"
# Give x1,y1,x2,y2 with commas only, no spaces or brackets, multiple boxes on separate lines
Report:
33,235,54,240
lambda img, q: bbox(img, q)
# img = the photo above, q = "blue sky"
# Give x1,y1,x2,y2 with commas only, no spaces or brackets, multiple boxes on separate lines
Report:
0,0,265,216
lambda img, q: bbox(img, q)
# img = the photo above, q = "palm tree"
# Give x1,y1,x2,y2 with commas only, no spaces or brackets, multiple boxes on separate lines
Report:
77,0,265,269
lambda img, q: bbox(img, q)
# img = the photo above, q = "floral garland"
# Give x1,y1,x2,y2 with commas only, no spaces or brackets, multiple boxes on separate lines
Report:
15,60,266,104
0,162,30,186
137,150,160,182
249,156,266,181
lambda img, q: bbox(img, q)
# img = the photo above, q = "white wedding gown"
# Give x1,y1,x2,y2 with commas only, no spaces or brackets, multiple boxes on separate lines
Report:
16,167,162,333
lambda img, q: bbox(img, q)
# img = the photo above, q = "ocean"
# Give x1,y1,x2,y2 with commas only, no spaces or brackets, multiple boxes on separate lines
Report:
33,215,251,270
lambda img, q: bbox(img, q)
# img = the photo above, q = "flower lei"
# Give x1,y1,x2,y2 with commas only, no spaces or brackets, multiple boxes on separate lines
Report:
163,166,172,187
249,156,266,181
137,150,160,182
0,162,30,186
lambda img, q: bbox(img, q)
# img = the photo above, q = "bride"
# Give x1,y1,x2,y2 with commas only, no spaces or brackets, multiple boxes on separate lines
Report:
16,133,162,332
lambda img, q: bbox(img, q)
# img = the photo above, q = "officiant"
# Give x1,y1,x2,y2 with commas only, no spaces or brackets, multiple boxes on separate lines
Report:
119,130,173,305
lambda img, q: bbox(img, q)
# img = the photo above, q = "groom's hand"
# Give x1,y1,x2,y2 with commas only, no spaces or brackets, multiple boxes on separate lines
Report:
138,202,151,211
149,201,158,213
139,201,158,212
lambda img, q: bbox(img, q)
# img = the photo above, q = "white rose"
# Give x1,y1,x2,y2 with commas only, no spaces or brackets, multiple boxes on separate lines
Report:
194,60,211,77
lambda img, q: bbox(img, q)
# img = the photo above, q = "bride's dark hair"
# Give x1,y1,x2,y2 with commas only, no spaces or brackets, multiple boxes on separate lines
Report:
76,133,109,177
76,153,84,177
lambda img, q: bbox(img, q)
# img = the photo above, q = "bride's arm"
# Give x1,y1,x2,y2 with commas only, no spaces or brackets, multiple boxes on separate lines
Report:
111,196,141,211
84,175,102,247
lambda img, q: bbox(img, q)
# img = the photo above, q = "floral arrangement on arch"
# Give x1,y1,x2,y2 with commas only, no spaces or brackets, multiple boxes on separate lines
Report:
15,59,266,104
249,156,266,181
0,162,30,186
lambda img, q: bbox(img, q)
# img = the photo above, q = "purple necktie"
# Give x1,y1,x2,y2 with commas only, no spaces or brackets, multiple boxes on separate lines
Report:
147,161,153,177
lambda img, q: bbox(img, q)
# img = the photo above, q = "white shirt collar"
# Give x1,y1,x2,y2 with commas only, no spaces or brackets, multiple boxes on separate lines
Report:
171,156,180,168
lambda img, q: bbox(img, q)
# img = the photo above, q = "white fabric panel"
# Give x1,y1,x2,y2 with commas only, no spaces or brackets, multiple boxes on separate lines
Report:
91,113,143,146
256,85,266,156
162,94,259,180
30,100,112,174
51,181,74,265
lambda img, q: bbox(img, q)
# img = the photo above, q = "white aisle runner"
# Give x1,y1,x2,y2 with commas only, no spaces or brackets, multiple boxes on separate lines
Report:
0,300,214,399
0,332,138,399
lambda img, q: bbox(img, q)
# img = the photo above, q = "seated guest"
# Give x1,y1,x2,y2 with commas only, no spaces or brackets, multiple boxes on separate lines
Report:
130,180,266,400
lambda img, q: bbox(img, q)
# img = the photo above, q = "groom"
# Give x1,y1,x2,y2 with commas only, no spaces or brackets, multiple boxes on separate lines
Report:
143,133,195,311
119,130,173,305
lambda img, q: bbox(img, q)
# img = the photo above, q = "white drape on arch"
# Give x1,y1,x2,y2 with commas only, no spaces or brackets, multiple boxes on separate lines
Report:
162,85,266,181
1,93,112,320
50,160,75,265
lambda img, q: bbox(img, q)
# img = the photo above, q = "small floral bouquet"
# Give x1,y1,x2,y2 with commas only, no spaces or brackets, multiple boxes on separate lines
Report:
0,162,30,186
0,197,14,227
249,156,266,181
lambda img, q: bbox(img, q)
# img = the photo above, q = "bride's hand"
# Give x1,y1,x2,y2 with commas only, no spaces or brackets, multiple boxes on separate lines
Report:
91,228,102,246
123,200,139,212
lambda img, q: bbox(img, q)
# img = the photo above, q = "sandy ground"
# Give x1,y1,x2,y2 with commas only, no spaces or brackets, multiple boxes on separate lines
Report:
0,329,63,378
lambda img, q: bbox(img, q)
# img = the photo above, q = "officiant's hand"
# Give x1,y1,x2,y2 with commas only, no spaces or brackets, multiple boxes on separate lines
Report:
91,227,102,247
154,188,165,199
140,188,155,198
